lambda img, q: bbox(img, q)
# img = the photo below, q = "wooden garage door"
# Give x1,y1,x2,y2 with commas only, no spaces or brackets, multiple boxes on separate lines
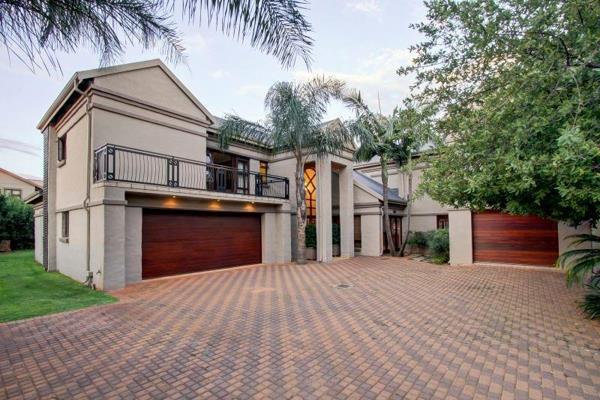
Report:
142,209,261,279
472,212,558,266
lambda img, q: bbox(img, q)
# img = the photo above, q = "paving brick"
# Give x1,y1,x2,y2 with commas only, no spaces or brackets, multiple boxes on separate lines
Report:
0,257,599,399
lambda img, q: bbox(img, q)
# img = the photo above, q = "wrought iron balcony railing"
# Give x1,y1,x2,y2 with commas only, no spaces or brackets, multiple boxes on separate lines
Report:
94,144,289,200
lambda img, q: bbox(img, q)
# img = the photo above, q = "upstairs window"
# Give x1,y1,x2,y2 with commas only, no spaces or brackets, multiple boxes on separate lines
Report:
4,189,22,199
58,134,67,163
259,161,269,182
61,212,69,239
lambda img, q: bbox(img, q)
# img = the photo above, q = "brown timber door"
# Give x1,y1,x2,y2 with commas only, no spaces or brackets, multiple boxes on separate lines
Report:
142,209,262,279
472,212,558,266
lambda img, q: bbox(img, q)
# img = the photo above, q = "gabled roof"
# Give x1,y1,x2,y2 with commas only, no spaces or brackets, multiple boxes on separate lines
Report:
353,170,406,205
0,167,42,189
37,59,215,130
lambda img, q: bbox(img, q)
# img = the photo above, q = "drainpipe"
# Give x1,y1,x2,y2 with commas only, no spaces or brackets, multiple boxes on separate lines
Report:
74,80,94,288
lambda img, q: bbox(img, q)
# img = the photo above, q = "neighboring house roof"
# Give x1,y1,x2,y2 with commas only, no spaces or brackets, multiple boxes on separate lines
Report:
37,59,216,130
353,170,406,205
23,191,43,205
0,167,42,189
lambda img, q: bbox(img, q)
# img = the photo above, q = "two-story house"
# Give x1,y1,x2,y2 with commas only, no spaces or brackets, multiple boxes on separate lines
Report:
35,60,356,290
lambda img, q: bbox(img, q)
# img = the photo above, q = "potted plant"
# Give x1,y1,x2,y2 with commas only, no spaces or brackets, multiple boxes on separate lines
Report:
305,223,317,260
332,223,341,256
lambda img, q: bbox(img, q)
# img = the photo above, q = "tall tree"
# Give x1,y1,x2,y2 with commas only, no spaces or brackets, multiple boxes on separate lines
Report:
217,77,349,263
0,0,313,71
399,0,600,226
343,92,424,256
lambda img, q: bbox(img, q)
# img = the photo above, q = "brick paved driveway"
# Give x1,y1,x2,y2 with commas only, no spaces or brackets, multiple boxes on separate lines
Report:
1,257,599,399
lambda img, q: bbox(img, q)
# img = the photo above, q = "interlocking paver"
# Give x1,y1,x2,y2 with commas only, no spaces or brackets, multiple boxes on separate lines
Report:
1,257,599,399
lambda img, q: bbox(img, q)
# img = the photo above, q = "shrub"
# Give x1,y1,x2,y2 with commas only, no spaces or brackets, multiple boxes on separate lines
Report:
0,195,34,250
406,231,429,247
581,275,600,320
332,223,340,245
427,228,449,263
305,223,316,248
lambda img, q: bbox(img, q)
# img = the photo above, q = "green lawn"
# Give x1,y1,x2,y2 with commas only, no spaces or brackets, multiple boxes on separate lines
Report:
0,250,117,323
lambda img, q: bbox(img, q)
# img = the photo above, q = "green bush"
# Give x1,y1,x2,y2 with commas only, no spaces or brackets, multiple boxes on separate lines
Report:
581,275,600,320
332,223,340,245
0,195,34,250
305,223,316,248
406,231,429,247
427,228,449,263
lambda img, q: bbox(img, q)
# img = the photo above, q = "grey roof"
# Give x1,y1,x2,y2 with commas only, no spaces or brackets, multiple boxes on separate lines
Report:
353,170,406,204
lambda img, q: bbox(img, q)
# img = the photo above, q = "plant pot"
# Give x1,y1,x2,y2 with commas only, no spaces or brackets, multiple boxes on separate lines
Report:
332,244,341,257
304,247,316,260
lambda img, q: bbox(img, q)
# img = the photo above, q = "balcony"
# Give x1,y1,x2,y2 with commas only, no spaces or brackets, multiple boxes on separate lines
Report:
94,144,289,200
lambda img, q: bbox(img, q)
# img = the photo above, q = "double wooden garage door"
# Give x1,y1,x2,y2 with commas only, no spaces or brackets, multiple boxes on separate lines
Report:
142,209,262,279
472,212,558,266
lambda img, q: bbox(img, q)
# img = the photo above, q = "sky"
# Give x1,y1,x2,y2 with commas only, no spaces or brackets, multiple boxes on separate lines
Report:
0,0,426,178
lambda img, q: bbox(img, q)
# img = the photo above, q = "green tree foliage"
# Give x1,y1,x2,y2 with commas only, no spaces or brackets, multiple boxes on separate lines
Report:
0,0,312,70
218,77,349,263
400,0,600,225
0,195,34,250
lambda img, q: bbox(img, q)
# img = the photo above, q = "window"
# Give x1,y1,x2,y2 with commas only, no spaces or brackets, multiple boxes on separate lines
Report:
259,161,269,182
304,164,317,224
58,134,67,163
61,212,69,239
3,189,22,199
437,215,449,230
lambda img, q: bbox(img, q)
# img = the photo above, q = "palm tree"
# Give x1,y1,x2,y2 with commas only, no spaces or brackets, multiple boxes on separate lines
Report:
343,91,423,256
1,0,312,71
557,234,600,319
218,77,349,263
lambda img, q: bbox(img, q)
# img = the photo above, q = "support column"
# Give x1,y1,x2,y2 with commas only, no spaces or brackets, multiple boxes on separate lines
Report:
449,209,473,265
316,157,332,262
45,127,58,271
361,213,382,256
339,165,354,257
261,207,292,264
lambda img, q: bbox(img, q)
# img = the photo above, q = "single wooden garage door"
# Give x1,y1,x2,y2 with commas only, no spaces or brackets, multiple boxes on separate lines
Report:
142,209,262,279
472,212,558,266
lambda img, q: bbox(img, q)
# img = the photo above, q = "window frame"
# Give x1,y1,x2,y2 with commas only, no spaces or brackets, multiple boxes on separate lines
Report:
3,188,22,199
58,134,67,164
61,211,70,239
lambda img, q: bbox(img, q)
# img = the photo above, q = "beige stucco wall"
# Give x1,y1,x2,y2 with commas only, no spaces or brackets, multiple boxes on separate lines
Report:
94,66,210,123
92,108,207,162
33,207,43,264
448,209,473,265
125,207,142,284
56,110,88,210
56,208,88,281
0,171,38,199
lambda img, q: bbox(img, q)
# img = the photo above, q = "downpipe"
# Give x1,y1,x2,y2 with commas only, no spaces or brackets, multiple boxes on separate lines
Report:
74,81,95,289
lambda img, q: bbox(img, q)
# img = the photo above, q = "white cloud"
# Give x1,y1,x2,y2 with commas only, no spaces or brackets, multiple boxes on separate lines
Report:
294,48,414,115
236,84,268,97
345,0,381,15
0,138,40,157
183,33,208,53
210,69,229,79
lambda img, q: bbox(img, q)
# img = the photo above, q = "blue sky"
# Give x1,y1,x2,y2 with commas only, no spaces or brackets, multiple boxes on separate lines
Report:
0,0,426,178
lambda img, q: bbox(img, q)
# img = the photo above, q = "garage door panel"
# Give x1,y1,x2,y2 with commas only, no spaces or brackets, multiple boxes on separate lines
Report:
473,212,558,266
142,210,261,279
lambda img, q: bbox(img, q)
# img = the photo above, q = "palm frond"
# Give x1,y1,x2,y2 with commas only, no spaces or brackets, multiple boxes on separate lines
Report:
557,234,600,287
177,0,313,68
0,0,185,72
2,0,312,72
217,115,272,149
